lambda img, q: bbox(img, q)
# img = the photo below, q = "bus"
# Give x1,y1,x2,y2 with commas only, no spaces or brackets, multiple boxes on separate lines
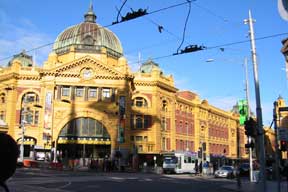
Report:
162,151,198,174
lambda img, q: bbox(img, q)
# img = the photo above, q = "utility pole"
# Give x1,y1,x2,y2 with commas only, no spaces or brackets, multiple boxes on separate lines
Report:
244,10,266,192
244,57,254,182
19,119,26,163
273,101,281,192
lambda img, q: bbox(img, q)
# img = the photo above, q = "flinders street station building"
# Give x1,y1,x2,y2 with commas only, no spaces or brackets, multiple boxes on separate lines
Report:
0,4,246,168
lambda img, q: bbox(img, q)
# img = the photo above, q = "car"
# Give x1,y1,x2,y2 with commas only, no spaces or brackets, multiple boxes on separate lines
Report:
214,166,235,179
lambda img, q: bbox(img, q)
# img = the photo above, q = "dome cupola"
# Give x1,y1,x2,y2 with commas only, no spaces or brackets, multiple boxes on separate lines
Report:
53,3,123,58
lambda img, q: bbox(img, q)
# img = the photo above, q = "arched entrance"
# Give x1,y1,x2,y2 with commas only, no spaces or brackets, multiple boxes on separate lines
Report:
16,136,37,158
57,117,111,162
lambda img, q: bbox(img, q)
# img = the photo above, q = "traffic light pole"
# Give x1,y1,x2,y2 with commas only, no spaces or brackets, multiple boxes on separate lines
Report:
273,101,281,192
245,10,266,192
244,57,254,182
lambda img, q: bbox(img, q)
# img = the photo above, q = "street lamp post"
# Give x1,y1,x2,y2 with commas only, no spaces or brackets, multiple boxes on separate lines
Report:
19,120,26,163
245,10,266,192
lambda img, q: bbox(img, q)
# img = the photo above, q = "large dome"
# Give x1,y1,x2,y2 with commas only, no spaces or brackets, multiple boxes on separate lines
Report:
53,4,123,58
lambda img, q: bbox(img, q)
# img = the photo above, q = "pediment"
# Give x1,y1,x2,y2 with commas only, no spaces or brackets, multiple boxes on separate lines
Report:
43,55,126,79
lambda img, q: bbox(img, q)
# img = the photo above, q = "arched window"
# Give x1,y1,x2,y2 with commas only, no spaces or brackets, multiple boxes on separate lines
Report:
136,115,143,129
0,93,5,104
162,100,168,111
59,117,110,138
20,92,40,125
132,97,148,107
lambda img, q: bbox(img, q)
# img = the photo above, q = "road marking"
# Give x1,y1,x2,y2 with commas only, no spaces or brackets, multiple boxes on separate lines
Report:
58,181,71,189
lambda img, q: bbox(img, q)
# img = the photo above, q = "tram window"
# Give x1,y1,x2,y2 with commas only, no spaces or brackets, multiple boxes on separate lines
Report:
184,156,192,163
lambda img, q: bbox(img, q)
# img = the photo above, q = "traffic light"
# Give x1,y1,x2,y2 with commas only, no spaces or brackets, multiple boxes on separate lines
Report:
198,147,202,158
245,142,255,148
202,142,206,151
244,117,257,137
238,100,248,125
280,140,287,151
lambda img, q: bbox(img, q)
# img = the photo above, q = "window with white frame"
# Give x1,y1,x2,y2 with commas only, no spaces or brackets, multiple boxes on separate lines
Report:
62,86,70,97
102,88,110,98
89,88,97,98
75,87,84,97
133,97,148,107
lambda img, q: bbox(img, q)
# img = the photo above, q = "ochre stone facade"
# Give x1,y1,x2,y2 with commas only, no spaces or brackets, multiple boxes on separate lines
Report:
0,5,246,165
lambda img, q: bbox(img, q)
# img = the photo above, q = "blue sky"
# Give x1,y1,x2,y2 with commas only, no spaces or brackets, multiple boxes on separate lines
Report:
0,0,287,126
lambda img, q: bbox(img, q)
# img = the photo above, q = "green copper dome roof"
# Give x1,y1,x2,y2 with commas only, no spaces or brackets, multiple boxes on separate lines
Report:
53,4,123,58
139,59,163,74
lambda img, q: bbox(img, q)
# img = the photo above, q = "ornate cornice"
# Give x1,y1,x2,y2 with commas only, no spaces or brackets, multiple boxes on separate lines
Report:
134,80,177,92
40,56,133,81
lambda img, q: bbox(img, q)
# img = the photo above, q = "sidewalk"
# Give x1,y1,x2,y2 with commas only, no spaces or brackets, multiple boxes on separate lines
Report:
224,180,288,192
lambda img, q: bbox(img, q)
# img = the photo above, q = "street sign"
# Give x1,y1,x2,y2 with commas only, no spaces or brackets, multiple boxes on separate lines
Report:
279,127,288,141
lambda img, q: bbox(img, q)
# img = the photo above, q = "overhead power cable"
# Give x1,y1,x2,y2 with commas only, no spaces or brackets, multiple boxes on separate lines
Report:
127,32,288,65
176,0,192,54
0,1,191,62
120,1,181,38
116,0,128,23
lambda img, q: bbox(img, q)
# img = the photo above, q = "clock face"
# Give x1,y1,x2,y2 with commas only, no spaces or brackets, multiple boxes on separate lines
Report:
82,68,93,79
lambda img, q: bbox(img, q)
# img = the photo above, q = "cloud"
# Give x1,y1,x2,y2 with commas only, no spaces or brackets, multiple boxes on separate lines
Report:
0,10,53,66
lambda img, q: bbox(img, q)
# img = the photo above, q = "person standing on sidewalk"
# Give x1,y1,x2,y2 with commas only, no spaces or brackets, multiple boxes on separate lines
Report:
0,133,19,192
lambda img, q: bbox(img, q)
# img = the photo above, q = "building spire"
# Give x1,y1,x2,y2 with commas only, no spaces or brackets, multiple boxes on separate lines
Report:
84,1,96,23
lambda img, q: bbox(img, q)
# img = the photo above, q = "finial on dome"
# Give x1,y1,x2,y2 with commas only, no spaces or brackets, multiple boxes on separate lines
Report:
84,1,97,23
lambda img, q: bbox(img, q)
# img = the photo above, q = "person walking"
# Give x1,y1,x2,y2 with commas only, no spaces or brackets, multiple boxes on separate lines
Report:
236,163,241,189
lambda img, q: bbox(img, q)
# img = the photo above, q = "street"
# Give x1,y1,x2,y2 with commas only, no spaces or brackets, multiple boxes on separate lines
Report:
3,168,239,192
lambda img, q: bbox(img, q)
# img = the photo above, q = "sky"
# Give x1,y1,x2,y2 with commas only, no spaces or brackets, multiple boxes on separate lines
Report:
0,0,287,126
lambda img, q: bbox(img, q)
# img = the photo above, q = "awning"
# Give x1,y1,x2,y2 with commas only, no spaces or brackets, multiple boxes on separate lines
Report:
17,136,37,145
58,137,111,145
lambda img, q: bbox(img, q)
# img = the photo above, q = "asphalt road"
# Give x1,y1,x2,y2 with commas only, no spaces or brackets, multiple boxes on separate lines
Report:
3,168,239,192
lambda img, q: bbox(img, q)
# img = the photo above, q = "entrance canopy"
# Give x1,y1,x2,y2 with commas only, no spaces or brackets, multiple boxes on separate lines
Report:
17,136,37,145
58,117,111,145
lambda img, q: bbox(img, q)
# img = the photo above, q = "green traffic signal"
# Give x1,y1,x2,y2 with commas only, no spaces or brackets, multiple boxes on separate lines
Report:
238,100,248,125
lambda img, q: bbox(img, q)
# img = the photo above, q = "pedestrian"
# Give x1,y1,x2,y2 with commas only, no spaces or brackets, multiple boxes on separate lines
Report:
284,160,288,182
236,163,241,189
199,161,202,175
195,161,199,175
0,133,19,192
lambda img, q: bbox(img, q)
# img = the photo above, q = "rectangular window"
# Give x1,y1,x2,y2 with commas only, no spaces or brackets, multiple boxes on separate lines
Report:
26,93,37,103
102,88,110,98
144,115,151,128
148,145,153,152
130,136,134,141
26,111,33,125
144,136,148,142
62,86,70,97
136,136,142,141
0,111,5,120
89,88,97,98
136,100,143,107
161,117,166,131
34,111,39,125
75,87,84,97
136,115,143,129
130,115,134,129
138,145,143,152
162,137,166,151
